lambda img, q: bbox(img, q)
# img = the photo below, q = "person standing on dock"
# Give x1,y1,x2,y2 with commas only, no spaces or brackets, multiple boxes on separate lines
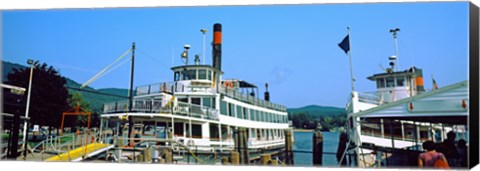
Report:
418,140,449,169
443,131,459,167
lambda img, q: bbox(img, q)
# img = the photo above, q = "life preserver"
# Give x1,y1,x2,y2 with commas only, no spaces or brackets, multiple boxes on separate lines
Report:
224,81,234,88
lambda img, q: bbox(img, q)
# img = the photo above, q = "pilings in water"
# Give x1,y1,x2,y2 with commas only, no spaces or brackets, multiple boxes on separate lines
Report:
261,154,272,165
233,127,249,165
231,151,240,165
336,132,348,166
313,131,324,166
284,129,294,165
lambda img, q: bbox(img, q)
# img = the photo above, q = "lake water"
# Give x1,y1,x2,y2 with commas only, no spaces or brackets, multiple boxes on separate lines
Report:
293,131,340,167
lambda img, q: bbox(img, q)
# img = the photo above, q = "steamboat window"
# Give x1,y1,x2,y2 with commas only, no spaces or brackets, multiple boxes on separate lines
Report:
178,98,188,103
250,109,254,121
212,98,216,108
236,106,243,119
207,70,212,80
182,69,197,80
228,103,235,117
258,111,263,122
220,101,227,115
386,77,395,87
209,124,220,141
396,76,405,87
203,98,211,107
251,128,257,138
174,71,181,81
191,124,202,138
198,69,207,80
377,78,385,88
174,122,184,136
191,98,201,105
243,107,248,120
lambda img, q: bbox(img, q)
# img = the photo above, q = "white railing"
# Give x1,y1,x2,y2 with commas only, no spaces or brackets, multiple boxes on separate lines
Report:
358,89,416,105
217,85,287,112
103,100,219,121
136,82,174,96
174,102,219,120
358,92,383,105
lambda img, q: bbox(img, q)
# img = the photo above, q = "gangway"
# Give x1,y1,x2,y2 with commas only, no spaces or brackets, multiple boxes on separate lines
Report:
45,142,113,162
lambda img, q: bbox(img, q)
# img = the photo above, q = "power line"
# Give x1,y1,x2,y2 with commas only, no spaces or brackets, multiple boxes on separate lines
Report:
137,49,172,71
66,86,129,99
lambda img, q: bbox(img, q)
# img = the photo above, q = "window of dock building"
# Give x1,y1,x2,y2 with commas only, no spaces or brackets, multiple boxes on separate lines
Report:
198,69,207,80
220,101,227,115
396,76,405,87
386,77,395,87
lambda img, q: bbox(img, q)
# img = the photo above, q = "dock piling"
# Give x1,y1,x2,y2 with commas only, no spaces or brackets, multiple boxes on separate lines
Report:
231,151,240,165
284,129,294,165
260,154,271,165
313,131,324,166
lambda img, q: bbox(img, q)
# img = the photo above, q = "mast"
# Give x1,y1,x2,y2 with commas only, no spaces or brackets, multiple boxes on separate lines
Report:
347,27,355,92
128,42,135,144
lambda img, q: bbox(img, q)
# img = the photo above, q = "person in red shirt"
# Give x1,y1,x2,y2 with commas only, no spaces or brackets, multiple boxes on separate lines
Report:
418,140,449,168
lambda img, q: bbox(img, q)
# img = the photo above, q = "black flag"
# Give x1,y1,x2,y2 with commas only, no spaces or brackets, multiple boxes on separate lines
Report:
338,35,350,54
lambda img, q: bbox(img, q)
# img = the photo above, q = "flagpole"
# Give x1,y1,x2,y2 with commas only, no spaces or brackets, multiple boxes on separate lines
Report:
347,26,355,92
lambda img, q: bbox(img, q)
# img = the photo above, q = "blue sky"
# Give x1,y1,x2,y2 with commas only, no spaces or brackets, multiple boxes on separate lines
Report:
2,2,469,108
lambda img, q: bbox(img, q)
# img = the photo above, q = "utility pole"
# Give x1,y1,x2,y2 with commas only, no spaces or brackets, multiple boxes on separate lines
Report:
22,59,35,159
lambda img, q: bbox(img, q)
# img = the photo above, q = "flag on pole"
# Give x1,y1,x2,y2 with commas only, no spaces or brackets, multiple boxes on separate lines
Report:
338,35,350,54
432,77,438,90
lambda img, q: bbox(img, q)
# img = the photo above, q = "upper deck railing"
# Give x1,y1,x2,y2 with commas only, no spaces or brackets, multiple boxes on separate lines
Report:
218,85,287,112
136,82,175,96
133,81,287,112
103,99,219,120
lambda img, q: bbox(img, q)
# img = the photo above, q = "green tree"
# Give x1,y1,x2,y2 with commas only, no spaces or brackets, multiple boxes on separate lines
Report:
67,92,92,128
5,61,70,136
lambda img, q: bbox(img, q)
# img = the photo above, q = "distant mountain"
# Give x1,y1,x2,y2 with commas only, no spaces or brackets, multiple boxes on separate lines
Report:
287,105,346,131
287,105,346,118
2,61,27,81
2,60,129,113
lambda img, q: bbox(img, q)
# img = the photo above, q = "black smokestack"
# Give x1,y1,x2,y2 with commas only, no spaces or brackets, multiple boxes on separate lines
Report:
212,23,222,71
264,83,270,101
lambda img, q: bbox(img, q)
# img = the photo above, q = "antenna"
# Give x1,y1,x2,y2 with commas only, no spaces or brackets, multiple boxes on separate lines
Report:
201,28,207,65
389,28,400,71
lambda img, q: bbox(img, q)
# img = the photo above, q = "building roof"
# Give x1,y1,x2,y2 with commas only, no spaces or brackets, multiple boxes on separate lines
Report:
350,80,469,124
